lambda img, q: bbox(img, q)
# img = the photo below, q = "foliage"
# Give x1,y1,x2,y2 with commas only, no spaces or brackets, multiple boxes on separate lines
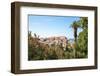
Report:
71,21,80,42
77,17,88,58
28,32,75,60
28,17,88,60
70,17,88,58
79,17,88,29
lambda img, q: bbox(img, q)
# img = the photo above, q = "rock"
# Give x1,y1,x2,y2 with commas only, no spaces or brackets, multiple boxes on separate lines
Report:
39,36,68,48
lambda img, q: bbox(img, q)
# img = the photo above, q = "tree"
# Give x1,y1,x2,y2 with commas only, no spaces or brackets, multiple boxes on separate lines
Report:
70,21,80,58
77,29,88,57
71,21,80,42
70,17,88,58
79,17,88,29
77,17,88,58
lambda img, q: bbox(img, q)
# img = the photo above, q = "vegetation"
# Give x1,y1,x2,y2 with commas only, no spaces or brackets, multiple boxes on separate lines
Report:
77,17,88,58
28,17,88,60
70,17,88,58
70,21,80,42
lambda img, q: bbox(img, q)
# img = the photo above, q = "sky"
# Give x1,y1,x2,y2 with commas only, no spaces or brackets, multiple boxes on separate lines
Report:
28,15,82,39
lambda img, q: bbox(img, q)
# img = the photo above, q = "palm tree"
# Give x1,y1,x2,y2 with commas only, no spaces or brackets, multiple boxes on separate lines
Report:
71,21,80,42
70,21,80,58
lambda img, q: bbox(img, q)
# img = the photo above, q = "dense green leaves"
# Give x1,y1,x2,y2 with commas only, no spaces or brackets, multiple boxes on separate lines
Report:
70,17,88,58
77,17,88,58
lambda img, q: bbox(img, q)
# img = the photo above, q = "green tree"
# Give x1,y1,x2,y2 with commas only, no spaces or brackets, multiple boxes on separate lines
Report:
77,17,88,58
79,17,88,29
77,29,88,57
71,21,80,42
70,21,80,58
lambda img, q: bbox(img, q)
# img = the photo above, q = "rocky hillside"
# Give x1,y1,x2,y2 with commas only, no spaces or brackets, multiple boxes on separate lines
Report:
39,36,68,48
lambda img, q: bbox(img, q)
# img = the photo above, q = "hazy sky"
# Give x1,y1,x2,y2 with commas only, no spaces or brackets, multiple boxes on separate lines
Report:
28,15,82,39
